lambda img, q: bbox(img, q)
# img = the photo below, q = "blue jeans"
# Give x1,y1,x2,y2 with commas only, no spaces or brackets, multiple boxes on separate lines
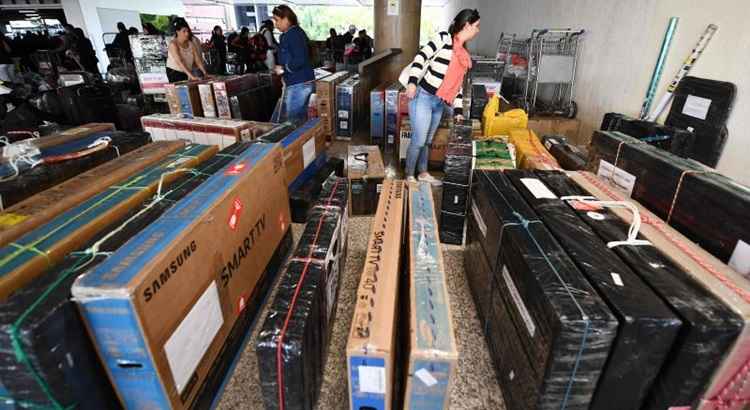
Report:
272,81,314,126
406,87,451,177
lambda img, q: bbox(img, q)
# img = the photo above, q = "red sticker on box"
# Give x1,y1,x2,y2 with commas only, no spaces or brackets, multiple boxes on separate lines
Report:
228,198,243,230
225,162,247,175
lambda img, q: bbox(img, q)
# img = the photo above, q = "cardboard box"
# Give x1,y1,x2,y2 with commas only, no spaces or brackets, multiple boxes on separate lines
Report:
257,177,349,410
73,143,291,409
348,145,385,215
0,140,185,248
175,80,205,117
385,83,402,161
527,117,582,145
0,142,255,409
347,179,406,410
212,74,260,119
403,182,458,409
0,144,216,299
370,83,387,145
165,83,181,114
568,171,750,410
316,71,351,135
336,77,361,140
199,82,218,118
279,118,327,187
398,121,451,171
141,114,272,147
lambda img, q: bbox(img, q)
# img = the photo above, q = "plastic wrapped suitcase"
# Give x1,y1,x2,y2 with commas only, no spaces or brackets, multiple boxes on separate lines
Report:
665,76,736,167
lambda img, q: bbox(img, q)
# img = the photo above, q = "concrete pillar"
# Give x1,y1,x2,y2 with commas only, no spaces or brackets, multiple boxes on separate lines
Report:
373,0,422,84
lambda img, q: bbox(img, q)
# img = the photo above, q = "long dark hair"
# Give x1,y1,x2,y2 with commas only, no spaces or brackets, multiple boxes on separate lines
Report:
449,9,480,36
272,5,299,26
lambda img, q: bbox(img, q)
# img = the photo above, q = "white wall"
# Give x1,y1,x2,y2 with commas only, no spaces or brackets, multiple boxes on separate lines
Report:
447,0,750,185
61,0,185,71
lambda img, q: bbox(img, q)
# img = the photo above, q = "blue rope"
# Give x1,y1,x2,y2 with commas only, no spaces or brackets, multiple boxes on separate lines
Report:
481,171,591,409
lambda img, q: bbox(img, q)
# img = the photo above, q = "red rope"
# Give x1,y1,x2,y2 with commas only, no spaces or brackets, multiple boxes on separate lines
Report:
275,179,341,410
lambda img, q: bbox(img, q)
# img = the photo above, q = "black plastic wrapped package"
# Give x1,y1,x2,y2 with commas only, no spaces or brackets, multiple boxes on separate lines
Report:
537,171,744,409
540,136,588,171
257,123,297,143
665,76,736,167
506,169,682,409
463,202,494,328
600,112,695,157
289,158,345,223
588,130,750,270
256,176,349,410
472,170,617,410
470,84,488,120
442,143,474,186
0,131,151,209
441,181,471,215
0,142,255,409
438,211,467,245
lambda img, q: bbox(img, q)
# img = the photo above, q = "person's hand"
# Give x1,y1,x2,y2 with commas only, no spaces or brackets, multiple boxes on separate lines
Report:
273,65,284,75
188,73,198,81
406,84,417,100
455,114,465,123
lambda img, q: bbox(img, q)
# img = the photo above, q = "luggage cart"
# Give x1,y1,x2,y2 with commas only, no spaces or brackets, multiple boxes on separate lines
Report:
519,28,584,118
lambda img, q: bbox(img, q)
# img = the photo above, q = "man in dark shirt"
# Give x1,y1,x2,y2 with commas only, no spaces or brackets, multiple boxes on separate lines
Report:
354,29,373,60
111,22,132,61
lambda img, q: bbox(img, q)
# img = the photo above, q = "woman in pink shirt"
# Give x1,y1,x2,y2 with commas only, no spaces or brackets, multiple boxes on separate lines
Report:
404,9,480,184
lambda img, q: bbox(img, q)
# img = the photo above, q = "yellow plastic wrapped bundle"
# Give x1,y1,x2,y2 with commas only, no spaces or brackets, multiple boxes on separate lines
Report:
508,128,560,170
482,95,528,137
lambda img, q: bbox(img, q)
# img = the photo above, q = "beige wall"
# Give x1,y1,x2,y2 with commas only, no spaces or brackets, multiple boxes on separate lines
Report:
446,0,750,185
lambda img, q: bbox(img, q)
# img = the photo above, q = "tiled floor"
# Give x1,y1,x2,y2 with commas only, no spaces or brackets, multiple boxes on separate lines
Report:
216,136,505,410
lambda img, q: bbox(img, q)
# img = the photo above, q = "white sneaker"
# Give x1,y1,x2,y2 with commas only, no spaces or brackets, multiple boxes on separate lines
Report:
418,173,442,187
407,176,418,183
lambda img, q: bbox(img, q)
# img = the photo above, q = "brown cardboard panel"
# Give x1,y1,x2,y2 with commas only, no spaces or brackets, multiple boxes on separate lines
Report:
165,83,181,114
141,114,272,147
283,120,326,186
347,180,407,410
74,144,291,409
348,146,386,215
568,171,750,410
316,71,351,135
0,145,217,299
527,117,582,145
0,141,185,248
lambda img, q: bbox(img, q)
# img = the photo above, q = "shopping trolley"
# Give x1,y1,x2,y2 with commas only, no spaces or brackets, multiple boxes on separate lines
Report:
518,28,584,118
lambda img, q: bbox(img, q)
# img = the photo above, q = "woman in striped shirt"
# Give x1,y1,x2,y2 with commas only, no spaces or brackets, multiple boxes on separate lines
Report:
404,9,480,185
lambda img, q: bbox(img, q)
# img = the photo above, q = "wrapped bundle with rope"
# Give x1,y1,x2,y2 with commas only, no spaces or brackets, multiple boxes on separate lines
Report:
0,130,151,209
0,142,254,410
257,176,349,410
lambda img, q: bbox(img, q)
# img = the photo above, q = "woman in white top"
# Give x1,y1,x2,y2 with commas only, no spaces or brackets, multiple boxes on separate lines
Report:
166,20,208,82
